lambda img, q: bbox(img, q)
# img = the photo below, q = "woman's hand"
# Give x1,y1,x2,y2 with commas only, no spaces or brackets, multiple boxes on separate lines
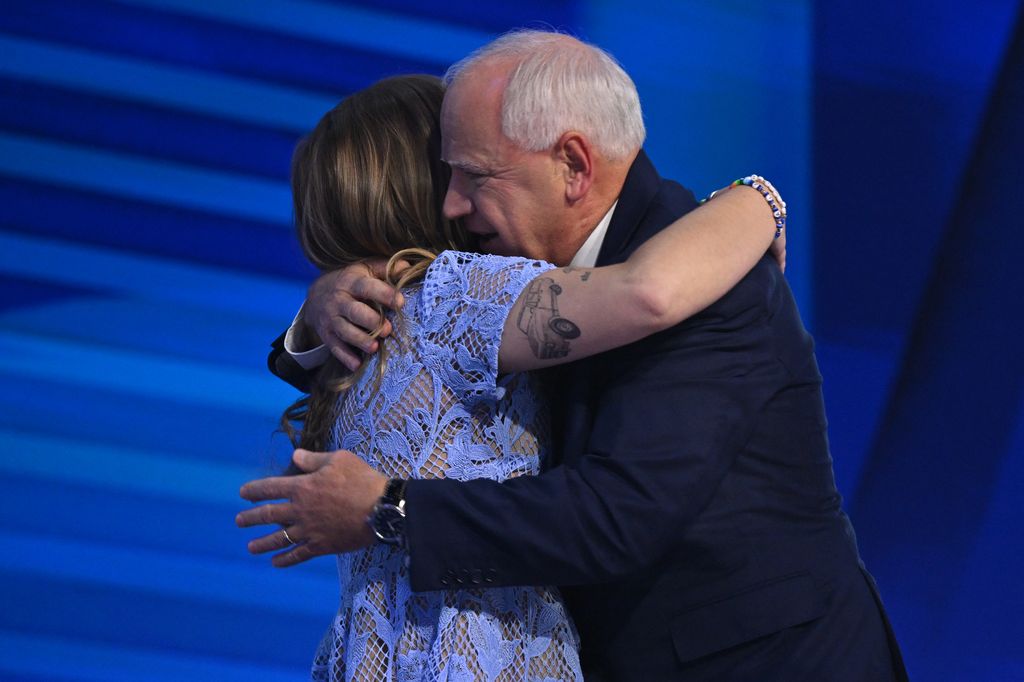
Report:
770,225,786,272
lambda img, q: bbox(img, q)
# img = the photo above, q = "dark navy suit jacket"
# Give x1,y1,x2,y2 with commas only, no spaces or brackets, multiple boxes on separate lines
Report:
270,152,906,681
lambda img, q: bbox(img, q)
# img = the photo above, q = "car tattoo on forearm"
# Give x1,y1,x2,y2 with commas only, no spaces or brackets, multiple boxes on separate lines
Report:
517,277,582,359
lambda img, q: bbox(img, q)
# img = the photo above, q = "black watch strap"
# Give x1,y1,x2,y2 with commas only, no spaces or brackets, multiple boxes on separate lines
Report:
382,478,408,506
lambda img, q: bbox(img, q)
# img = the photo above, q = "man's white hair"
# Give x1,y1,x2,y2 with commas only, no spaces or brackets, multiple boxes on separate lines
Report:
444,29,645,161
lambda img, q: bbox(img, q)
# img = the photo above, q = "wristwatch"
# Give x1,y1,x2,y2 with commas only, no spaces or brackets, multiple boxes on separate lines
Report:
367,478,408,547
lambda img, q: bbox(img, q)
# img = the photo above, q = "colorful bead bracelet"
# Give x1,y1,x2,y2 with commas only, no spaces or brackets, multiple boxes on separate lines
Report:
701,175,787,239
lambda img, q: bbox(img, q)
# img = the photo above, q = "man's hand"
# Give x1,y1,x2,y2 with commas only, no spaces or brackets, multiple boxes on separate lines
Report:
236,449,387,567
306,261,407,371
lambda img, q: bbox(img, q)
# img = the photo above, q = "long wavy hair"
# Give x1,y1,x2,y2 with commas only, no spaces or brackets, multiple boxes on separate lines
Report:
281,75,474,452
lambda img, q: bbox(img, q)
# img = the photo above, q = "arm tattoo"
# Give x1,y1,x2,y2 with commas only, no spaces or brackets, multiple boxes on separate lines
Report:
516,277,582,359
561,267,592,282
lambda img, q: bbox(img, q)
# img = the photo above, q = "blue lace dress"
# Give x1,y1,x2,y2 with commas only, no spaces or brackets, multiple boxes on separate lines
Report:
311,251,583,682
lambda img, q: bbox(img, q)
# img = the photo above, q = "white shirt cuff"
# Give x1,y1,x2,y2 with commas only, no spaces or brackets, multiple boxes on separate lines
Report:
284,303,329,371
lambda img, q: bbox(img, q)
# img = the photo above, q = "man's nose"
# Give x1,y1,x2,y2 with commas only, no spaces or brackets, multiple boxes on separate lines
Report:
442,179,472,220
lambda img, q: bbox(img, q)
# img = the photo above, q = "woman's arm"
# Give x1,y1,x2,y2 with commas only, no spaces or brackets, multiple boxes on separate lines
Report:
498,184,781,372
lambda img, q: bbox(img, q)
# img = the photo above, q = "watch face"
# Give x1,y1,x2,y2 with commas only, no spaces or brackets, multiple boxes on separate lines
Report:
371,503,405,545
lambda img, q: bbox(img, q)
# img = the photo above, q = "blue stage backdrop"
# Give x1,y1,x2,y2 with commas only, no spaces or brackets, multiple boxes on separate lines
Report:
0,1,1019,679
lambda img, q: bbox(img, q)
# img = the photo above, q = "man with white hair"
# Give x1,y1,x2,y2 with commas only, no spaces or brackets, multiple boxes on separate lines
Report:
242,30,907,680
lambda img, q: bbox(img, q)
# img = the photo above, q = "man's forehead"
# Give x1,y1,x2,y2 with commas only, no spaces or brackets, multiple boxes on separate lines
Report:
441,72,507,163
444,60,511,113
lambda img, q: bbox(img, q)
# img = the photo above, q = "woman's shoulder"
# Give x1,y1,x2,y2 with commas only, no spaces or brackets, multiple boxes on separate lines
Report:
415,250,555,339
423,250,555,296
427,249,542,272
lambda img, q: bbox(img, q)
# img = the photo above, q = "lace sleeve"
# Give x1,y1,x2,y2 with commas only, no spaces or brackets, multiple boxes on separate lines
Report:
418,251,555,405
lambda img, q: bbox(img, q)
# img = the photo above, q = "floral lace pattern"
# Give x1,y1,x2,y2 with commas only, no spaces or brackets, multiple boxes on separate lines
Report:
311,252,582,682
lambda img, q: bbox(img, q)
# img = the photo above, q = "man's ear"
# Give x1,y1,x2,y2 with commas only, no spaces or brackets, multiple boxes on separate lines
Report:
555,132,593,203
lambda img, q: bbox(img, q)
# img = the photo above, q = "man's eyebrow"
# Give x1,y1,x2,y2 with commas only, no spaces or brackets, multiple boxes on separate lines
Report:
443,158,490,175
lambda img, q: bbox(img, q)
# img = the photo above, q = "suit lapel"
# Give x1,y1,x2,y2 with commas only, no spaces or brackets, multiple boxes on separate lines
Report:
596,150,662,266
556,151,664,462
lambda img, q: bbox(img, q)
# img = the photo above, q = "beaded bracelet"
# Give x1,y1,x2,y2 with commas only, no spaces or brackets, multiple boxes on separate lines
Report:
734,175,786,239
700,175,787,239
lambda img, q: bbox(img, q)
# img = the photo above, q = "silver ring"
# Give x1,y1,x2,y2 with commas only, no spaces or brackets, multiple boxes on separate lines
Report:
282,528,296,546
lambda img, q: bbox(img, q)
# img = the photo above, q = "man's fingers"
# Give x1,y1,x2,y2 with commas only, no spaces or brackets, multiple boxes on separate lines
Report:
362,258,410,281
327,314,381,355
272,542,317,568
235,501,293,528
329,340,363,372
390,258,412,277
292,448,332,473
323,323,372,371
350,276,403,312
373,318,394,339
339,297,389,339
239,476,296,502
247,527,298,554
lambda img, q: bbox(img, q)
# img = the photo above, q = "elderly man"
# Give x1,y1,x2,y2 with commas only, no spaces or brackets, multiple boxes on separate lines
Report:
240,30,906,681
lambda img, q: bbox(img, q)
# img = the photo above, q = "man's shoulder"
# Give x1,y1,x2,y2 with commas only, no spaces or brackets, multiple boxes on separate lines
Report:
596,151,701,266
648,177,700,220
616,174,700,256
632,152,699,219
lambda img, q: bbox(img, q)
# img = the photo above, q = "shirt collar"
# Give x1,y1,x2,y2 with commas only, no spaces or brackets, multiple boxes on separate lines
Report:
569,201,618,268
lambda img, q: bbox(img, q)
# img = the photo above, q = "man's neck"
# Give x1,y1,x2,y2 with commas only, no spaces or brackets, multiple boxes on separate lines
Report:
570,201,618,268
